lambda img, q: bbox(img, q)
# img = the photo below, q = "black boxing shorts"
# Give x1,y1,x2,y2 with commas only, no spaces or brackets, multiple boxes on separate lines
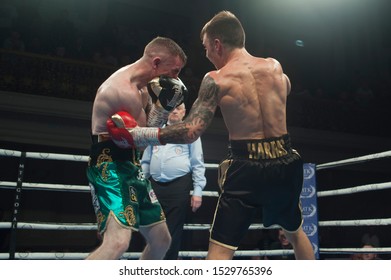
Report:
210,134,304,250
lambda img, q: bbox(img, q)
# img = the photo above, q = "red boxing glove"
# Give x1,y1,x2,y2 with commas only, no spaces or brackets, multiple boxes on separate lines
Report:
106,111,138,148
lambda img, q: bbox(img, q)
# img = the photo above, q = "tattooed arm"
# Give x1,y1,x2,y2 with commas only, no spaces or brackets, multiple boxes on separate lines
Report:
125,74,219,148
159,74,219,144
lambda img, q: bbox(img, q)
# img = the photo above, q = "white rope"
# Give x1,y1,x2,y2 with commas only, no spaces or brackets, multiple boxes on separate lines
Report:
2,247,390,260
25,152,89,162
204,163,218,169
317,182,391,197
0,249,293,260
0,222,97,230
2,218,390,230
190,190,219,197
2,147,391,259
0,148,219,167
183,224,209,230
3,147,389,198
0,181,90,192
320,247,391,254
184,223,279,230
3,179,390,198
3,148,390,168
0,181,220,196
0,149,22,157
0,247,391,260
0,252,90,260
319,218,391,227
0,222,275,230
316,150,391,170
0,148,89,162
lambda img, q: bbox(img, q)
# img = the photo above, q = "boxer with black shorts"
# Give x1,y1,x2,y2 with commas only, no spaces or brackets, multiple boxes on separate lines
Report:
213,135,303,249
125,12,315,260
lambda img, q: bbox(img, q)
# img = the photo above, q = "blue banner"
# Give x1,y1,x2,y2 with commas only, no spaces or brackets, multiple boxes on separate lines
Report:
300,163,320,259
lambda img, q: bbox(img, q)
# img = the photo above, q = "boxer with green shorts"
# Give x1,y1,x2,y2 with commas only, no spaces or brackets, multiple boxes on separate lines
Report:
87,36,187,260
87,140,165,235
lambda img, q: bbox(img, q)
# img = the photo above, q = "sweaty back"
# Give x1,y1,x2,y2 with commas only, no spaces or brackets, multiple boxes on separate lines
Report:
217,56,289,140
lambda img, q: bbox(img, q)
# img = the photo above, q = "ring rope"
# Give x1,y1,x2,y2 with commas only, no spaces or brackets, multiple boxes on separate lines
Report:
3,149,390,167
2,180,390,199
0,148,219,169
0,181,90,192
0,222,97,230
0,149,89,162
316,150,391,170
2,148,391,259
318,247,391,254
0,249,294,260
2,218,391,230
0,181,220,197
319,218,391,226
0,222,277,231
2,148,390,172
317,181,391,197
1,247,390,260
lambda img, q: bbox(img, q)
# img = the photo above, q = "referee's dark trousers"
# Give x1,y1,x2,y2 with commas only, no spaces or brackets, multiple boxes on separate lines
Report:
150,173,193,260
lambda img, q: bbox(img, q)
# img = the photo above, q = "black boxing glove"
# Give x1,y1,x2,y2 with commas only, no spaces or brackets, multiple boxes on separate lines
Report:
147,76,188,112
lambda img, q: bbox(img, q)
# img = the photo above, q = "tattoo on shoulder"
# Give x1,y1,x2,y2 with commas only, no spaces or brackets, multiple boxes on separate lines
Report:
160,75,219,144
199,76,219,103
188,75,219,127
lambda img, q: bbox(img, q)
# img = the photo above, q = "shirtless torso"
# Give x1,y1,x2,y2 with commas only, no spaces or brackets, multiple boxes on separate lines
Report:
91,64,149,135
153,10,314,261
211,51,290,140
86,36,187,260
158,48,291,144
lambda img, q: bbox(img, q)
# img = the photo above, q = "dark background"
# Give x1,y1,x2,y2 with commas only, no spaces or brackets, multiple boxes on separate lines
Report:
1,0,391,259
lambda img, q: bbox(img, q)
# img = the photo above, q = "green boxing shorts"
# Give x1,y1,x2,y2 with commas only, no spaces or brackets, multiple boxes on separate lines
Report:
87,140,165,234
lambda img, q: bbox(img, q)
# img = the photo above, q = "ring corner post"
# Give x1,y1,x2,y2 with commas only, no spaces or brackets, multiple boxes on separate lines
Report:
301,163,320,260
9,151,26,260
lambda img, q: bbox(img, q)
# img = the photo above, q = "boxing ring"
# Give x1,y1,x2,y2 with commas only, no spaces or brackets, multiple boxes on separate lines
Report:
0,148,390,260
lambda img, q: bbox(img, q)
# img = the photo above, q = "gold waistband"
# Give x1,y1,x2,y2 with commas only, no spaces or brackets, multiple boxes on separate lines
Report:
246,140,288,160
229,135,292,160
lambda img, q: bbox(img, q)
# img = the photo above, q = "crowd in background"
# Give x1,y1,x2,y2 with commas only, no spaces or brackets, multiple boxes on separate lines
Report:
2,3,391,136
3,4,390,138
0,3,192,68
1,2,391,261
